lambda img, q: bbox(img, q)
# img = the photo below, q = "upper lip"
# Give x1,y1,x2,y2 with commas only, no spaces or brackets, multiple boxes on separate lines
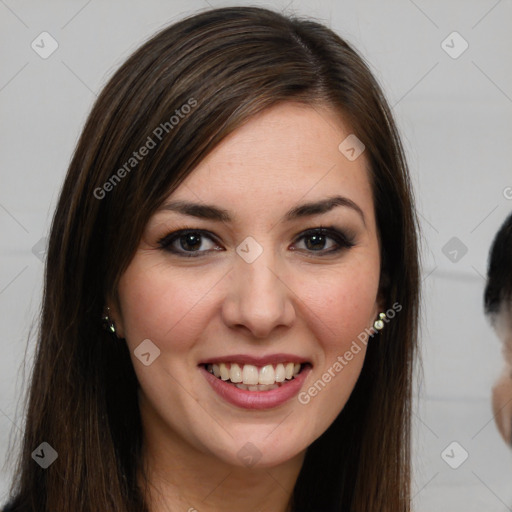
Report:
198,353,311,366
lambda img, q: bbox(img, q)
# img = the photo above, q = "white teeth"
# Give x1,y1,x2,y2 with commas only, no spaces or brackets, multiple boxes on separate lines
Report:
219,363,230,381
229,363,242,383
206,361,304,388
242,364,259,385
275,363,285,382
258,364,275,385
236,383,280,391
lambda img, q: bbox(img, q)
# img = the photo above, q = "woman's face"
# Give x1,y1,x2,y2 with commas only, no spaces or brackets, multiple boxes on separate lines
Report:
112,102,382,468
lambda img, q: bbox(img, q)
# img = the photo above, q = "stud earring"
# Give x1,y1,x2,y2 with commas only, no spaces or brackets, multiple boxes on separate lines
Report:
374,312,387,331
102,306,117,335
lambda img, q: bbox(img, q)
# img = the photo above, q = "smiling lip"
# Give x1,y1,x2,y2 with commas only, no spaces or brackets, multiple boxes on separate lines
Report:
199,362,312,410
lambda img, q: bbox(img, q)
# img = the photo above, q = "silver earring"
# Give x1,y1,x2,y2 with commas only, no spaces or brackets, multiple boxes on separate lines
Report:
374,312,387,331
102,306,117,335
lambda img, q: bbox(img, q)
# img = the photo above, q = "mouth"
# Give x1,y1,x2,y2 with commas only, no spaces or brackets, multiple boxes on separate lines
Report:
201,361,311,391
198,357,313,410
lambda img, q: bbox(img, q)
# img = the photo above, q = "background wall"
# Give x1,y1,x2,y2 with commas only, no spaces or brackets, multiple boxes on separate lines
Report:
1,0,511,510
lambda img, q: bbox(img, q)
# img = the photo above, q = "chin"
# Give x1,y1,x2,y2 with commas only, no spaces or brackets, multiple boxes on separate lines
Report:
205,422,311,469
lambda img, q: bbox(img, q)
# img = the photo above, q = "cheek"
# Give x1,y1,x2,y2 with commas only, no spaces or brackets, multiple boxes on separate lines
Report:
117,262,219,352
301,264,380,351
295,271,377,431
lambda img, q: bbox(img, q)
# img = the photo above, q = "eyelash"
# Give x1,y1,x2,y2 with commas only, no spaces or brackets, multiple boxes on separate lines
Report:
156,225,356,258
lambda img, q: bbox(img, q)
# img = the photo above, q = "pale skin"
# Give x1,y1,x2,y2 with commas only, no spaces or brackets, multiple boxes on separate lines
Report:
109,102,384,511
491,302,512,444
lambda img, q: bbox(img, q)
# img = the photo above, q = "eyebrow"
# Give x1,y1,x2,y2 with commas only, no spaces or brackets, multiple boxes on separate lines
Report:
158,195,366,226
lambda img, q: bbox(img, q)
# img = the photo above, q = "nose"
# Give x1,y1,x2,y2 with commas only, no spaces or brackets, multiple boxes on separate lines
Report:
221,248,296,339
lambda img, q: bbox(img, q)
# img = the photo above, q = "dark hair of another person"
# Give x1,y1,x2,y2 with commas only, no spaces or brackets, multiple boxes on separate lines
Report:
485,212,512,318
3,6,420,512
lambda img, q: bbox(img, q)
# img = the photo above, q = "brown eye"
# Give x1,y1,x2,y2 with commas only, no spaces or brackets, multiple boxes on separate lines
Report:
157,230,222,257
293,227,355,255
157,226,355,259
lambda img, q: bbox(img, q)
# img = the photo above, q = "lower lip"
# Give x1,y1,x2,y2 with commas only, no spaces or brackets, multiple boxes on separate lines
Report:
199,365,312,410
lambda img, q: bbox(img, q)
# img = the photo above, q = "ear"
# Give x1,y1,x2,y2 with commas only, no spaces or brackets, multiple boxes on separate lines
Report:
104,290,126,339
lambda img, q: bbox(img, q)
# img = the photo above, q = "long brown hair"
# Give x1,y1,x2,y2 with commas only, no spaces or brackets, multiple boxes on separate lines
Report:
3,6,420,511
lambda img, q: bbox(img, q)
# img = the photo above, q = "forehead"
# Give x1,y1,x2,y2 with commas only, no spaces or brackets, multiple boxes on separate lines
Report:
164,102,374,222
